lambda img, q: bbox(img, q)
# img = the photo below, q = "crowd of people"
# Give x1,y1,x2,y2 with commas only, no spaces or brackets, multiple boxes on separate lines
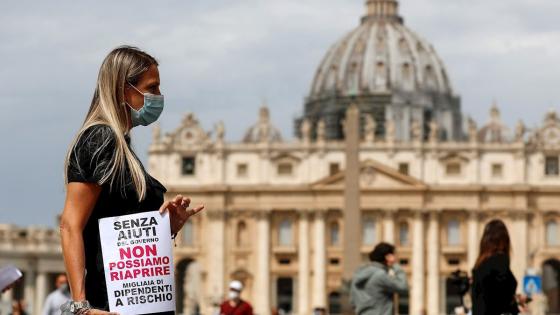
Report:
349,219,530,315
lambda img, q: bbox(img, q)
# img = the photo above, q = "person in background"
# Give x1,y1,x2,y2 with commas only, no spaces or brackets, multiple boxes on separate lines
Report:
9,300,28,315
219,281,253,315
41,274,71,315
350,242,408,315
471,219,527,315
312,307,327,315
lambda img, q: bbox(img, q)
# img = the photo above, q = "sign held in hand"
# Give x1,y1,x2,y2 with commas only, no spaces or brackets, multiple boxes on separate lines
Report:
99,211,176,315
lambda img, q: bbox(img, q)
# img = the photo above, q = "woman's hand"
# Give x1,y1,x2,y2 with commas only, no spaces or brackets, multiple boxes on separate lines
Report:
159,195,204,235
1,281,18,294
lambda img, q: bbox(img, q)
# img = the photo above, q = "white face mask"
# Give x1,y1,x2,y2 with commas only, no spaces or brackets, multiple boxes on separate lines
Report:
228,290,240,300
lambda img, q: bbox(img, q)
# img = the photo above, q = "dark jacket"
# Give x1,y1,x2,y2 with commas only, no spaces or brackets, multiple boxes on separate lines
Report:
471,253,519,315
350,262,408,315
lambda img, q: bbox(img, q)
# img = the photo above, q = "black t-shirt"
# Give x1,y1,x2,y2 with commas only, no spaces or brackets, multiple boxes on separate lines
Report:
471,253,519,315
67,125,172,314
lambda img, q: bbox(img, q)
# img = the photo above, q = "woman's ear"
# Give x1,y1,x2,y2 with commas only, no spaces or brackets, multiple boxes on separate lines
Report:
122,84,131,105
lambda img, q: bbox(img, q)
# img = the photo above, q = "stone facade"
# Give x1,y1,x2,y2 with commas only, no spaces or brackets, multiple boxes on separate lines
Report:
142,106,560,315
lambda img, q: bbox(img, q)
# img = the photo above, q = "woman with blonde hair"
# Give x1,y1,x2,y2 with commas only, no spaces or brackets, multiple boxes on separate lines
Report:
59,46,203,315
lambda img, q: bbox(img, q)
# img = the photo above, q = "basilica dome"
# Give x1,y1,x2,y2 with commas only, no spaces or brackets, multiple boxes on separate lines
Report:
309,0,453,99
298,0,462,141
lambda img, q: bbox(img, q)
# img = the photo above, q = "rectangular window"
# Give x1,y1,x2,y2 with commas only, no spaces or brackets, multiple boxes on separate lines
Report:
278,258,291,265
181,157,195,175
491,163,503,178
546,221,559,246
279,220,293,246
278,163,293,176
362,219,376,245
399,223,409,246
445,163,461,176
545,156,559,176
236,163,248,177
398,163,409,175
447,220,461,245
329,163,340,176
182,221,194,246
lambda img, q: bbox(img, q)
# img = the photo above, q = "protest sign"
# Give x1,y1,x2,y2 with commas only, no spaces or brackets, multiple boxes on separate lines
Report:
99,211,175,315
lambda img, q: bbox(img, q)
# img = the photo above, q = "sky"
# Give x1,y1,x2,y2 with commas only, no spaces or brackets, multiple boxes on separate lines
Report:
0,0,559,227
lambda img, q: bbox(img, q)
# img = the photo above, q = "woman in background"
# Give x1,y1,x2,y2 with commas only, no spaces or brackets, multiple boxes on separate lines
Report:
471,219,522,315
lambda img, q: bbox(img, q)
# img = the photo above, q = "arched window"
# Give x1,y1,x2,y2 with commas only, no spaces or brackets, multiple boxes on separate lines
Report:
347,63,360,96
401,63,414,91
329,222,340,246
398,38,408,53
182,220,194,246
424,65,438,90
546,220,559,246
399,222,409,246
236,221,249,247
279,219,293,246
325,66,338,90
447,219,461,245
362,218,376,246
375,62,386,88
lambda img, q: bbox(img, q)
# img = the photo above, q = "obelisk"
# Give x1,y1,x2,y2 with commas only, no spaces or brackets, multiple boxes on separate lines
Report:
342,104,361,314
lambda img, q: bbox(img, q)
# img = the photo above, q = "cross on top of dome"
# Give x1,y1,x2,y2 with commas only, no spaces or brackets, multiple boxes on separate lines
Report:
363,0,403,24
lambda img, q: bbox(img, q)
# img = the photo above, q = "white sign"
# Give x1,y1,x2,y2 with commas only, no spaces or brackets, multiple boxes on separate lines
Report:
99,211,176,315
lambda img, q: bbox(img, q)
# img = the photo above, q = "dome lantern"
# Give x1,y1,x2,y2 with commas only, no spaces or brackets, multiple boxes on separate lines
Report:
363,0,402,23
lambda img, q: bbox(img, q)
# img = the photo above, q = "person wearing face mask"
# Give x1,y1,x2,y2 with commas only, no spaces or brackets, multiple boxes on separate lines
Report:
350,242,409,315
219,281,253,315
59,46,204,315
41,274,71,315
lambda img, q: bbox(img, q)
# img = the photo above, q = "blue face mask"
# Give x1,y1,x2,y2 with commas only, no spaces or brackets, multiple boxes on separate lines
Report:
127,83,164,127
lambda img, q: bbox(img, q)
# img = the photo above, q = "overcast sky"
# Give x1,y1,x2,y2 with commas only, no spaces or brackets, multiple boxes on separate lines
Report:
1,0,559,227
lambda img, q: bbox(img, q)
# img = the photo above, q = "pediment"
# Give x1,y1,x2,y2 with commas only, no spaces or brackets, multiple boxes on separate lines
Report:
167,113,211,149
311,159,426,190
270,152,302,163
437,152,470,163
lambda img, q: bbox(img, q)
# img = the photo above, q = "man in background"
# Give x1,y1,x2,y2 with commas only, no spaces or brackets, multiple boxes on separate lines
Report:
220,280,253,315
350,242,409,315
41,274,70,315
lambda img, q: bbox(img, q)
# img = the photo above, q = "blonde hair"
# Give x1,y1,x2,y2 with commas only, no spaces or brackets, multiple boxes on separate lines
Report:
64,46,159,200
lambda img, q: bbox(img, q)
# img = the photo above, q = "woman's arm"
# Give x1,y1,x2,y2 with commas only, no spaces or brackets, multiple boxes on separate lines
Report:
379,264,409,295
59,182,101,301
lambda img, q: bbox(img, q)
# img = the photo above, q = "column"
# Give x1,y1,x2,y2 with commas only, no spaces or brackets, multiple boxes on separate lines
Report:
410,212,425,315
427,212,440,315
255,211,271,315
313,210,327,308
206,210,225,305
467,211,479,273
24,269,36,315
511,213,528,286
298,211,310,315
383,210,395,243
35,271,48,315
